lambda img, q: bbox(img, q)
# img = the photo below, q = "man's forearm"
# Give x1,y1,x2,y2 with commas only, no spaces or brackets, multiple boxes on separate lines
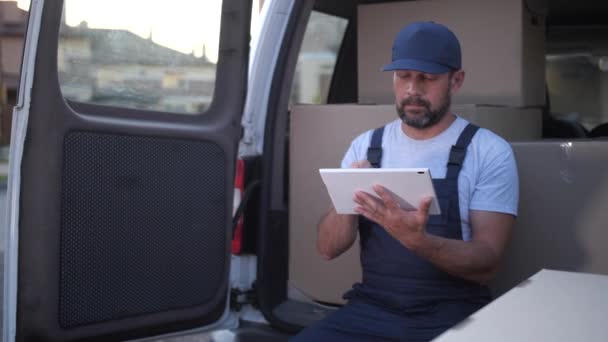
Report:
412,235,500,284
317,207,358,260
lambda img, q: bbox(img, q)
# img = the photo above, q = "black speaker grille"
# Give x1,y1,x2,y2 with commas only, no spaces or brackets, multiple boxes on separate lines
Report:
60,131,228,328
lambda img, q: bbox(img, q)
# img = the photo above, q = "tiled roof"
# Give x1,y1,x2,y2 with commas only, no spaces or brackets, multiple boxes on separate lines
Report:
62,24,213,66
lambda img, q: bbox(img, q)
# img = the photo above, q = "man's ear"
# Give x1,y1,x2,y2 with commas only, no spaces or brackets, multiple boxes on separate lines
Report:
450,70,465,93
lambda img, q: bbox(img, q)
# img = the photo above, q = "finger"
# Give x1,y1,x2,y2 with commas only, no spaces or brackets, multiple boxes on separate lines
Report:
354,193,384,222
418,197,433,216
359,160,372,168
354,206,370,216
373,184,400,211
350,160,371,169
354,191,382,210
355,206,380,223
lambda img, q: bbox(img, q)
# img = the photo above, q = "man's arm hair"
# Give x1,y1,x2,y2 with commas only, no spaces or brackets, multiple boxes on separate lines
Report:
316,206,358,260
413,210,514,284
317,159,370,260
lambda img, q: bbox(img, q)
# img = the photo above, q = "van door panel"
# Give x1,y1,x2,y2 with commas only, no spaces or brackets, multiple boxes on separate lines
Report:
11,0,251,340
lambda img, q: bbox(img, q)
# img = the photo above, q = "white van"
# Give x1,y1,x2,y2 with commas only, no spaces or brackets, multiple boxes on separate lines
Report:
4,0,608,341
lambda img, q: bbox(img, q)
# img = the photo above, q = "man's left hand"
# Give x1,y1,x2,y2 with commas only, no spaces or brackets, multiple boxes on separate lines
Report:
354,184,433,250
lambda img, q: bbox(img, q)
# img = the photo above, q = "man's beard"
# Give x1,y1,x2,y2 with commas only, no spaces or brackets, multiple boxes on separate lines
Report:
395,92,451,129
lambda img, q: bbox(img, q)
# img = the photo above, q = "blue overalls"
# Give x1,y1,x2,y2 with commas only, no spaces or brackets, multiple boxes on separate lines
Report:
292,123,491,342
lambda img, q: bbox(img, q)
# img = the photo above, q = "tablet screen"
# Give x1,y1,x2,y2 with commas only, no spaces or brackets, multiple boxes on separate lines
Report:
319,168,440,215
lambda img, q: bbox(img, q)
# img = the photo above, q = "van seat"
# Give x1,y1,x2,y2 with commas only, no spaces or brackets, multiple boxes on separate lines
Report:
589,123,608,138
491,140,608,295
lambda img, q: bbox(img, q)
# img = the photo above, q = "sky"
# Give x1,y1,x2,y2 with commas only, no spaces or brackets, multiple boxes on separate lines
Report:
6,0,261,63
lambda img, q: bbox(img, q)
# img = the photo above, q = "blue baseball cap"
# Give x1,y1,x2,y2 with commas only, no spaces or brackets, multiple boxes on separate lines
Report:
383,21,461,74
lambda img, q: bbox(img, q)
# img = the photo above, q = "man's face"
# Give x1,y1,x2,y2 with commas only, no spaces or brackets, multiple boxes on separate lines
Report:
393,70,454,129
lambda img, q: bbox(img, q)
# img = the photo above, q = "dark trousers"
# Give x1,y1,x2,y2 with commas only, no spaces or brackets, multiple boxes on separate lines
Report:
289,298,483,342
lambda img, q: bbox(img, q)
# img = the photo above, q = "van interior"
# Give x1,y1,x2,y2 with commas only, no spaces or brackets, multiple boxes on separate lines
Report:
14,0,608,340
249,0,608,336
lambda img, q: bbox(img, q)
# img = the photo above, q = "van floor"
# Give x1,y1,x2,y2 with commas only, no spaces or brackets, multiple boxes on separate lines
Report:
155,322,292,342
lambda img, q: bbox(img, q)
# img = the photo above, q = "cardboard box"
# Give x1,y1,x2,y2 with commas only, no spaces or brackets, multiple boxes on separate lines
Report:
358,0,546,107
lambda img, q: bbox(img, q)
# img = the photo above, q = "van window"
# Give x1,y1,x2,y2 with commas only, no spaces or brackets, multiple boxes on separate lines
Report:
57,0,222,114
546,54,608,131
289,11,348,104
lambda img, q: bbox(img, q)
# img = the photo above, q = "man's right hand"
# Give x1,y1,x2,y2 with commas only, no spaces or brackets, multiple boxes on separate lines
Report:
316,160,370,260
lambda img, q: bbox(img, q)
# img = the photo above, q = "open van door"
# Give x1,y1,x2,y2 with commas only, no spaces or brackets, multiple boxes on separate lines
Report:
4,0,251,340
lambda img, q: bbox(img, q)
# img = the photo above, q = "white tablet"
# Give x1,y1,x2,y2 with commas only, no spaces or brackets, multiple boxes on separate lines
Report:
319,168,441,215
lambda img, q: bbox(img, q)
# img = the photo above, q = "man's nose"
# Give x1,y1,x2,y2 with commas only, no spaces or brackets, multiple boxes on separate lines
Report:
405,80,423,96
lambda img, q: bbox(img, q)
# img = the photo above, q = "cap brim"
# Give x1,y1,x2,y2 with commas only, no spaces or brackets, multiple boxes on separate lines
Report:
382,58,452,74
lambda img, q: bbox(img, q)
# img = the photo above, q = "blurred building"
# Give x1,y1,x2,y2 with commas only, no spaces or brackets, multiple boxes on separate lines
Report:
0,0,27,145
58,22,216,114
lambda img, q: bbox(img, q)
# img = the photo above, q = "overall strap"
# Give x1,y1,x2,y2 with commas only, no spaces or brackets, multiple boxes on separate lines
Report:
446,124,479,179
367,126,385,168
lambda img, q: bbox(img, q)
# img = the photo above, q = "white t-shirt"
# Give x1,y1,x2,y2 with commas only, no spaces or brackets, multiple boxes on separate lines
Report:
341,116,519,241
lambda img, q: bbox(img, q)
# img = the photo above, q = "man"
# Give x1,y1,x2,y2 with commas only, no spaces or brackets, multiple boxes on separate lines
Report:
291,22,518,341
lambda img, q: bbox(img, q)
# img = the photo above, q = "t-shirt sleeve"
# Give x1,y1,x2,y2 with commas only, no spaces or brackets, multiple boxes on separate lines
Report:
340,131,371,168
340,143,357,169
469,140,519,216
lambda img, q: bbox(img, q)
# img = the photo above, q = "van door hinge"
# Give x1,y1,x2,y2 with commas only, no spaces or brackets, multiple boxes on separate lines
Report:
230,284,257,311
241,118,255,145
